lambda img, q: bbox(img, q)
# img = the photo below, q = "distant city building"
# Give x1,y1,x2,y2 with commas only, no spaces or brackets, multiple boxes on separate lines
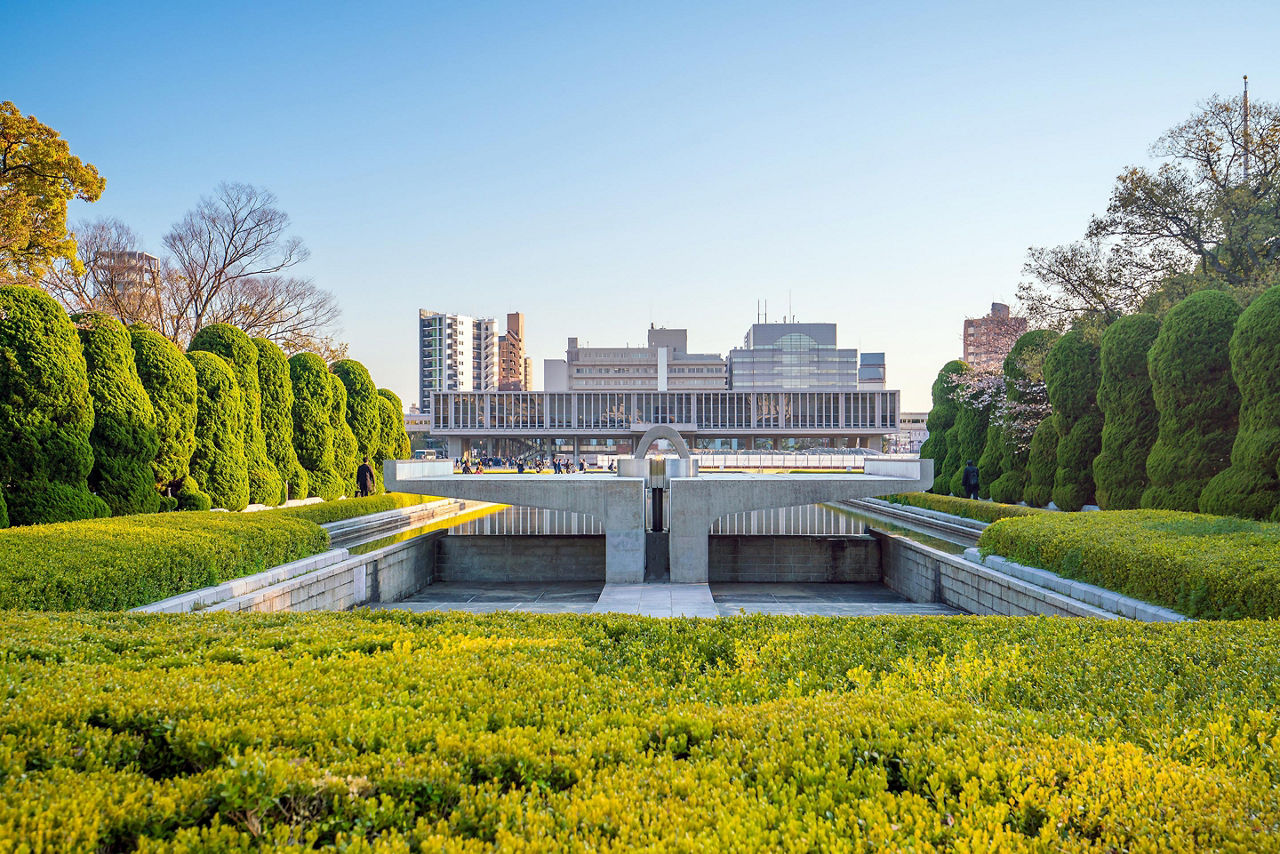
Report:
418,310,497,409
97,250,159,298
892,411,929,453
545,326,727,392
728,322,882,391
497,312,530,390
963,302,1027,372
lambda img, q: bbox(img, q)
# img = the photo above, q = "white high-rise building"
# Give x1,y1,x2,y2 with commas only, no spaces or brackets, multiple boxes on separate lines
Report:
418,310,497,410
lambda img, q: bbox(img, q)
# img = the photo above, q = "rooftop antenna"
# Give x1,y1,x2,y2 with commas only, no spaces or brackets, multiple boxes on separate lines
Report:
764,299,768,324
788,289,793,323
1243,75,1252,185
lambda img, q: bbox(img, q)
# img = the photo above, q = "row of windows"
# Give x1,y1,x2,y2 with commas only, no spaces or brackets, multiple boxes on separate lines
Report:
430,392,897,431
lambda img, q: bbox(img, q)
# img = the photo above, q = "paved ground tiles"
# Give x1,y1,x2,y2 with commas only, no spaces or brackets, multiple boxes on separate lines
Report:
373,581,958,617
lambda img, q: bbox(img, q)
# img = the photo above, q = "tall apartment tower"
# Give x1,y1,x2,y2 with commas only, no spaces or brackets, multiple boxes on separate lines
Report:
497,312,530,390
418,310,497,410
963,302,1028,372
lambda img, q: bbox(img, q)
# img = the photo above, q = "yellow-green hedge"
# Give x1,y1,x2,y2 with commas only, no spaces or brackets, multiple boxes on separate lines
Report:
885,491,1045,523
0,512,328,611
979,510,1280,619
278,492,436,526
1,612,1277,850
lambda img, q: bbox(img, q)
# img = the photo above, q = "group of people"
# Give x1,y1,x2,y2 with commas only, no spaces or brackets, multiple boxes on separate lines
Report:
452,455,594,475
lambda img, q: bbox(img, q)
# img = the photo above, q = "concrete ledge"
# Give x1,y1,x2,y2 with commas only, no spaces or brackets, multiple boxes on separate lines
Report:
856,497,989,532
323,499,471,548
133,549,352,613
963,548,1188,622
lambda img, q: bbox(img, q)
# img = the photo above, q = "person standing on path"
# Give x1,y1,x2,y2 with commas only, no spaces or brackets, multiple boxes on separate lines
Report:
356,457,376,497
962,459,980,500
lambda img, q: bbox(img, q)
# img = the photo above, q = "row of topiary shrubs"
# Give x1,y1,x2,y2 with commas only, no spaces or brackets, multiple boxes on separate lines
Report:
0,285,412,527
922,286,1280,520
978,510,1280,620
2,611,1277,849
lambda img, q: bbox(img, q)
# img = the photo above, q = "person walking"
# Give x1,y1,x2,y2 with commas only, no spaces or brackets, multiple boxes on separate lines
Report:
962,459,980,500
356,457,376,497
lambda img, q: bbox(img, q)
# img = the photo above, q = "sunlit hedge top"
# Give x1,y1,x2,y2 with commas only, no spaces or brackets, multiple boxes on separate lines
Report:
332,358,380,460
129,325,198,487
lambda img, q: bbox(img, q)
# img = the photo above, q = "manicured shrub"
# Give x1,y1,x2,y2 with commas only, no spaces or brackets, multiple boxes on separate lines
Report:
941,371,987,497
253,337,307,501
0,486,7,529
919,360,967,493
289,352,339,500
281,492,434,525
129,325,200,501
332,358,381,461
374,388,411,492
1200,287,1280,519
0,285,109,525
976,424,1003,499
1022,417,1058,507
186,350,249,511
0,510,328,610
330,372,360,497
175,475,212,511
1142,290,1241,511
188,323,282,505
980,509,1280,619
71,312,162,516
1093,314,1160,510
0,613,1278,850
1044,330,1102,511
989,330,1058,504
883,492,1045,523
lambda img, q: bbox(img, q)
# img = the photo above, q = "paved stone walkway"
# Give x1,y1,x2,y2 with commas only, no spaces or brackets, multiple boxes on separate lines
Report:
374,581,957,617
592,583,720,618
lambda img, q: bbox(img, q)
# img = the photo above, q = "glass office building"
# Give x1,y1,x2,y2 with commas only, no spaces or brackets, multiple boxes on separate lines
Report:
727,323,882,391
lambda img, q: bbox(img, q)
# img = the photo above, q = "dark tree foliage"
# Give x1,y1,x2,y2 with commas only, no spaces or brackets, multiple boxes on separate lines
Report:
188,323,282,506
329,373,360,497
989,330,1058,504
944,385,989,498
71,312,161,516
976,425,1003,499
1141,290,1241,511
0,486,7,528
253,337,306,501
186,350,249,511
1093,314,1161,510
0,285,109,525
1044,331,1103,512
1022,417,1060,507
374,388,411,494
1200,287,1280,519
331,359,380,460
289,353,339,500
920,360,968,493
129,326,200,500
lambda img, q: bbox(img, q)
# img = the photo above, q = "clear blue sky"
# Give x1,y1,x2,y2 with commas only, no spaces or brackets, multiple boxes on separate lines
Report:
7,0,1279,410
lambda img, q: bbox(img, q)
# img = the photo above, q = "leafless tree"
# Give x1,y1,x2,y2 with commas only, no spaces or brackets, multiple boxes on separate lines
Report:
163,182,309,335
1016,237,1161,328
205,274,345,357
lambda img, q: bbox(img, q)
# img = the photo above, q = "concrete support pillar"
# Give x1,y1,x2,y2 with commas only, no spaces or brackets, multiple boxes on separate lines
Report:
668,519,710,583
572,436,580,467
447,437,463,462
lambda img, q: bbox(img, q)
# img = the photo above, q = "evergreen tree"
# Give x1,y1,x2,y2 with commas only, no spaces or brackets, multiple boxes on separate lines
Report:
188,324,282,505
1141,290,1241,511
919,360,967,493
331,359,381,460
976,425,1003,499
989,330,1057,504
0,285,109,524
374,388,411,493
943,385,989,497
1022,417,1059,507
129,325,201,506
1094,314,1160,509
1044,330,1103,511
329,372,359,497
186,350,249,511
253,337,307,501
72,312,161,515
1200,287,1280,518
289,353,340,500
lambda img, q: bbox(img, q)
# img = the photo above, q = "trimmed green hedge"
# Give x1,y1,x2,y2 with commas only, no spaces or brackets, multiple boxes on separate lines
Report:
253,337,307,502
1200,286,1280,520
2,613,1278,850
331,358,381,462
884,492,1045,523
1142,289,1241,511
979,510,1280,619
281,492,436,525
1044,330,1102,512
186,350,249,511
130,325,200,500
1022,417,1058,507
73,312,161,516
289,352,338,499
0,285,109,525
189,324,282,506
0,510,328,610
1093,314,1160,510
329,372,360,496
920,360,966,493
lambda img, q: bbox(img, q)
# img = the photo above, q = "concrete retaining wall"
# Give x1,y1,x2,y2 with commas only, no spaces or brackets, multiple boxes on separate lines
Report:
873,529,1118,619
435,535,605,582
709,535,880,583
